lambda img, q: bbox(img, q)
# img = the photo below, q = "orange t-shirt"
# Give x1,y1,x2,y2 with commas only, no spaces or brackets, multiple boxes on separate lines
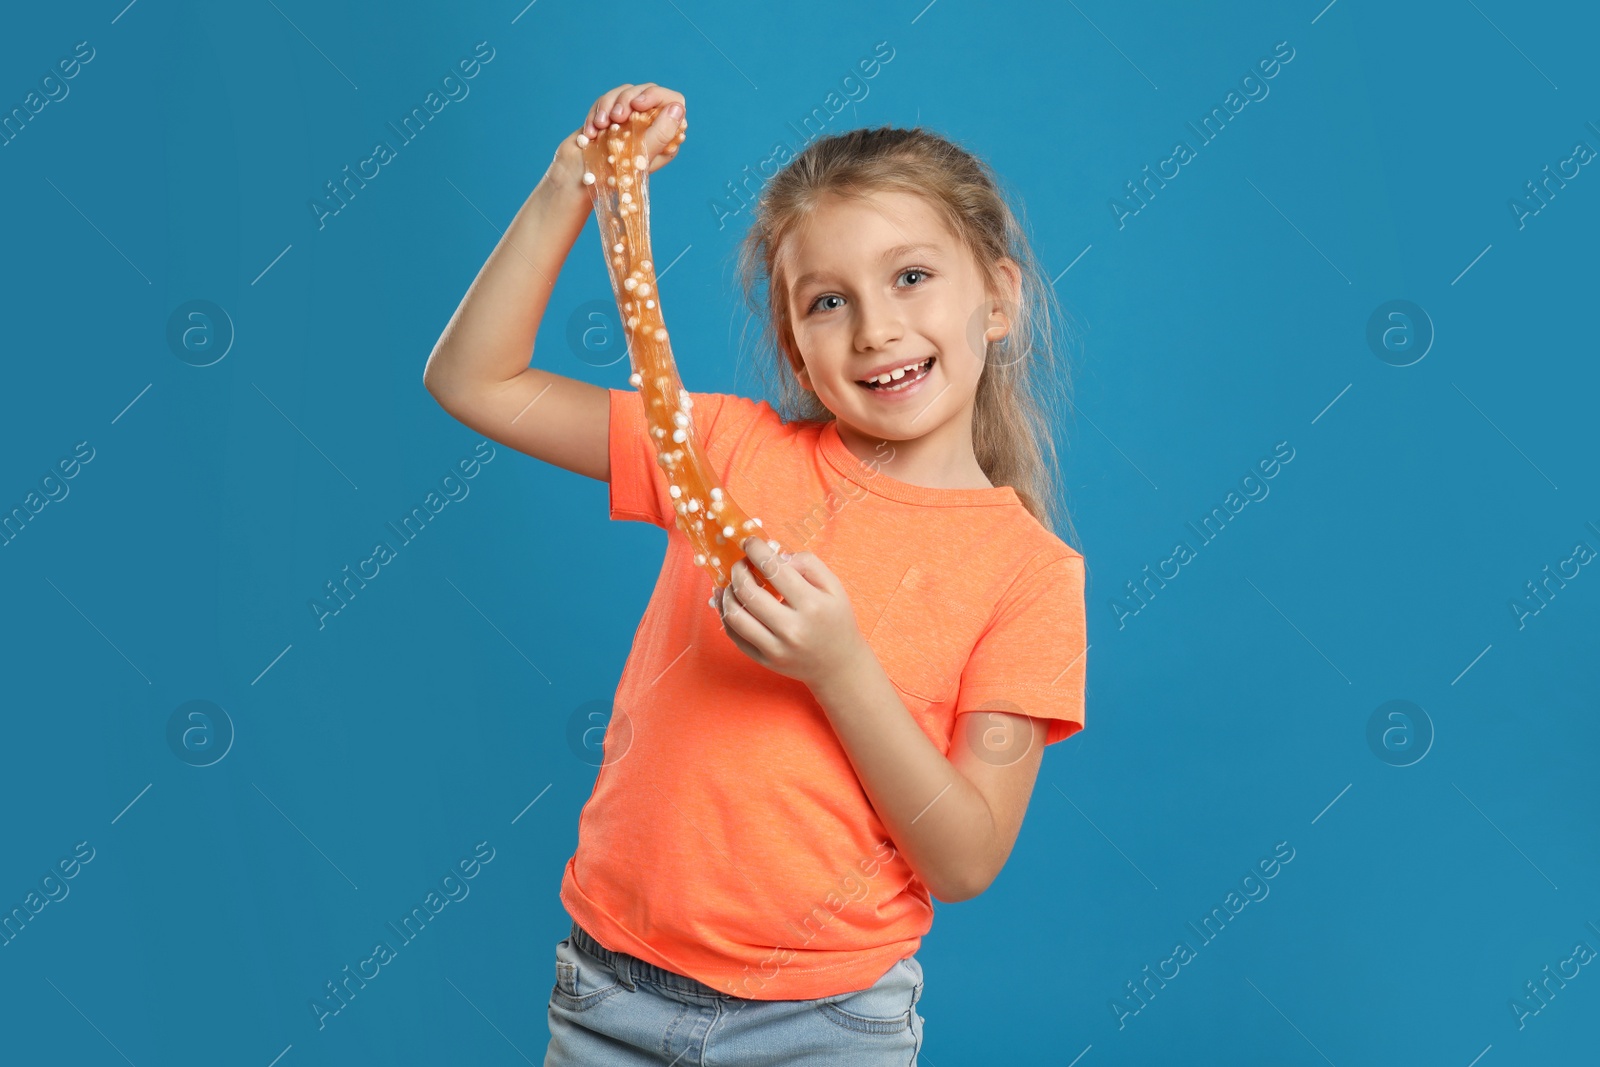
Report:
559,387,1088,1000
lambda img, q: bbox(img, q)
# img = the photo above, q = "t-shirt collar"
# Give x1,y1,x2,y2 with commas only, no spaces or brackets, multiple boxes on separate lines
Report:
818,419,1021,508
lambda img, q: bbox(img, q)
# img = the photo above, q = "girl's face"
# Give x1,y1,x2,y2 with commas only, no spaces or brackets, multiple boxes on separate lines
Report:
780,190,1019,453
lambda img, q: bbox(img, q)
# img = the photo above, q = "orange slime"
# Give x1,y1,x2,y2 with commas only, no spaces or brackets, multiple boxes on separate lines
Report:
576,108,784,605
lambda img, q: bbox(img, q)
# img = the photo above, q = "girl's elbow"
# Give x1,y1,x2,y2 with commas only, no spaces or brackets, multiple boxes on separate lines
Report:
931,865,992,904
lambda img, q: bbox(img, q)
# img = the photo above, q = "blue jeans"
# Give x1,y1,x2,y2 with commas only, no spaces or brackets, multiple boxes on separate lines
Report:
544,920,925,1066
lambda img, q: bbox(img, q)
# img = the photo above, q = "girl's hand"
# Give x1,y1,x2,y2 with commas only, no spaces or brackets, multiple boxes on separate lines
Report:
567,83,688,173
716,538,866,690
550,82,688,189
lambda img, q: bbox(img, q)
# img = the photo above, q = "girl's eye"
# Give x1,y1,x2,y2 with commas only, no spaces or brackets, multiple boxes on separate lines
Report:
805,268,932,315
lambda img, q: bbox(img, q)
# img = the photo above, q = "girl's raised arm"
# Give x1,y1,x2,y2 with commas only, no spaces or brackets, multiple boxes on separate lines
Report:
422,82,687,483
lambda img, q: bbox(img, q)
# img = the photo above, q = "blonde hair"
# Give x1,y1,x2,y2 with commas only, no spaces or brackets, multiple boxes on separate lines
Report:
732,124,1081,545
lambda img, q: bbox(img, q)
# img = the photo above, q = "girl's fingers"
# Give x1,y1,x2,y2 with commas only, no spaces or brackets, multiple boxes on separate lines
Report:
739,538,808,605
606,84,653,127
644,103,685,158
720,584,779,662
721,616,764,664
581,84,686,163
726,560,785,630
590,84,634,132
585,89,623,137
602,85,633,118
785,551,841,596
649,140,684,173
619,83,659,116
652,91,686,122
584,83,685,133
628,85,685,126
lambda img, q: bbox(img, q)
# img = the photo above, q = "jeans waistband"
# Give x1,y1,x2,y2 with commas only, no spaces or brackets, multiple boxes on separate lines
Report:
569,920,729,1001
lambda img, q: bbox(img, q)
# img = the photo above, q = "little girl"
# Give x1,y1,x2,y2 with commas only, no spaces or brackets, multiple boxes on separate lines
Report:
425,82,1088,1066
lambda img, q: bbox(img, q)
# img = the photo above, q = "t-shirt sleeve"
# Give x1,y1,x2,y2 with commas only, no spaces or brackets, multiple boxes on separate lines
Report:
954,551,1088,747
607,387,769,528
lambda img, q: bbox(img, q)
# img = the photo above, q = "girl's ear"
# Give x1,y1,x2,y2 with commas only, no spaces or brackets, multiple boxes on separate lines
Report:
985,257,1025,343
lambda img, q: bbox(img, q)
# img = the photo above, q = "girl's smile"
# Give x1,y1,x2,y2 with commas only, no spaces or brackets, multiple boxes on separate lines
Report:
855,355,936,399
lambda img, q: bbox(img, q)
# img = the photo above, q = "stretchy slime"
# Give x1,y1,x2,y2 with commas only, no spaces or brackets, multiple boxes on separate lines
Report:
575,109,785,607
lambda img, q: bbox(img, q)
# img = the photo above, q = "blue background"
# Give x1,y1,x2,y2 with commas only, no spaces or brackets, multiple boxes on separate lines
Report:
2,1,1597,1064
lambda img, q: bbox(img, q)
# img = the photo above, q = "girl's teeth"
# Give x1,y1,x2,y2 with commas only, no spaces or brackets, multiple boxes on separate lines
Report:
863,358,930,389
873,365,927,392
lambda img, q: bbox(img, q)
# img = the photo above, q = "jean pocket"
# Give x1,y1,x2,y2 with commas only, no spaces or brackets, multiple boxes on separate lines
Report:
551,935,625,1013
813,957,921,1035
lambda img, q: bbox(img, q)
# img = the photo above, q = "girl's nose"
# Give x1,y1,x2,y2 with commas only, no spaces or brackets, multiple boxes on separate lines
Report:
852,295,904,351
